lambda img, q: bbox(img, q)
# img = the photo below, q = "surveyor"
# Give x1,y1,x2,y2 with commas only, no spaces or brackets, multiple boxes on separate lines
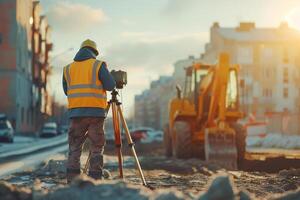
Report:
62,39,116,183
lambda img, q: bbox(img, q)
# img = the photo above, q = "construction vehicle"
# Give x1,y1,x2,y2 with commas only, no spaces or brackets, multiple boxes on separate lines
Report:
164,53,245,169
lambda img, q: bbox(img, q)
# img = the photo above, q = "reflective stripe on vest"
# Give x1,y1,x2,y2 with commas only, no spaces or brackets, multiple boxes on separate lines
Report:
65,60,107,108
68,93,106,98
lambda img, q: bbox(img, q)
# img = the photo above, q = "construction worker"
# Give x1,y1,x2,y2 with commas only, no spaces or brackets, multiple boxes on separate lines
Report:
62,39,116,183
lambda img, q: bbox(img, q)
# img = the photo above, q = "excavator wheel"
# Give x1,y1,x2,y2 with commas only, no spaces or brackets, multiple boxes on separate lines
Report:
163,124,173,157
173,121,193,159
230,123,246,168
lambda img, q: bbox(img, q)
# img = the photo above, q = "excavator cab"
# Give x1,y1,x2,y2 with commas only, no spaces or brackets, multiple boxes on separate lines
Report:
164,53,245,170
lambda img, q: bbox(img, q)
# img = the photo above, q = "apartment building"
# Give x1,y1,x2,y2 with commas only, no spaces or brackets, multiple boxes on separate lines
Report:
0,0,52,134
134,76,174,130
134,54,203,130
203,22,300,134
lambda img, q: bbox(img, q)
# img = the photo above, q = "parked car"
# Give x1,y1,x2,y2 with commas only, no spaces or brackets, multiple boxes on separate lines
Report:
0,114,14,143
140,130,163,144
105,129,115,144
129,127,154,142
40,122,58,137
59,125,69,135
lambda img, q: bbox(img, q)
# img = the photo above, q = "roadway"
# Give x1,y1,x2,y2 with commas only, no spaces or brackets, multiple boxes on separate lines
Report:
0,134,68,178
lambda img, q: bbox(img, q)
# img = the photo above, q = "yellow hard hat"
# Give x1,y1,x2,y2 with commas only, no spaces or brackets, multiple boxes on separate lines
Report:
80,39,99,55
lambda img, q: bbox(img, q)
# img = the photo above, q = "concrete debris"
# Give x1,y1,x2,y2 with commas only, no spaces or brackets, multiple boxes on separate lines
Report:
237,191,253,200
271,189,300,200
103,169,112,179
198,175,235,200
197,167,214,176
36,159,66,175
153,190,187,200
279,169,300,177
40,175,151,200
1,174,299,200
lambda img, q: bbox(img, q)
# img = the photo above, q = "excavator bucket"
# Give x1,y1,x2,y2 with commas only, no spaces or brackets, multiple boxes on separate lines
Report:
205,127,238,170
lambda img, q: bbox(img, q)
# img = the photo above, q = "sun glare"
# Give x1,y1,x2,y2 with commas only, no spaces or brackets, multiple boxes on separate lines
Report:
285,7,300,30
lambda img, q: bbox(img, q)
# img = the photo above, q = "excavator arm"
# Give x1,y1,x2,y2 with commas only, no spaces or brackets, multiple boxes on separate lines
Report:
204,53,239,169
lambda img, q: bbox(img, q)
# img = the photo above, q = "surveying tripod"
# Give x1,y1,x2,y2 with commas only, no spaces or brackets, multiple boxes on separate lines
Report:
83,89,147,186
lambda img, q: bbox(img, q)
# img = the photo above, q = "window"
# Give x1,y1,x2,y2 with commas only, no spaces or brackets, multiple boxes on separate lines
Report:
27,109,30,125
265,68,270,78
262,47,273,60
263,89,273,97
283,47,289,64
226,70,238,109
31,110,34,125
21,107,24,124
283,68,288,84
283,88,289,98
237,46,253,64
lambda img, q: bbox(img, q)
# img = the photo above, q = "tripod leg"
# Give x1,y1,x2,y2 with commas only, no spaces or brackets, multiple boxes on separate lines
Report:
116,105,147,186
112,102,124,179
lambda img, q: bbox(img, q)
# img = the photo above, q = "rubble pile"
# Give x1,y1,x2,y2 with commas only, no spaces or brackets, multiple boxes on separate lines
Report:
1,174,300,200
36,160,66,176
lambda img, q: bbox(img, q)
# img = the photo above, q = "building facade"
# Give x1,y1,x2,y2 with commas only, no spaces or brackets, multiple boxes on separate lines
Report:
134,76,174,130
134,54,202,130
202,22,300,134
0,0,52,134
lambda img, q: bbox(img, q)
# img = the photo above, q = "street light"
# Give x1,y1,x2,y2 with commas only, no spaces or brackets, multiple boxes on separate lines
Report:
50,47,74,64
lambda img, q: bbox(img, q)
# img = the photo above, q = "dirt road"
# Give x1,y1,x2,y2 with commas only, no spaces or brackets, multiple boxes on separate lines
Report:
1,142,300,199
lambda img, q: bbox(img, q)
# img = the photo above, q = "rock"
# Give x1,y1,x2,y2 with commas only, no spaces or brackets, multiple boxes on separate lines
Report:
272,189,300,200
70,174,97,188
32,179,48,200
103,169,111,179
237,190,253,200
282,183,298,191
36,159,66,175
40,175,152,200
198,167,214,176
198,175,235,200
154,190,187,200
0,181,32,200
279,169,300,177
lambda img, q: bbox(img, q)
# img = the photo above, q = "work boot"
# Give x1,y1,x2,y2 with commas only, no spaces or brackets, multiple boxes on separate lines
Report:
66,168,81,184
88,170,103,180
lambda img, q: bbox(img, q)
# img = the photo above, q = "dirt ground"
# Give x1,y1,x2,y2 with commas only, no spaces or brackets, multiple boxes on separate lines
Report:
106,142,300,198
1,142,300,199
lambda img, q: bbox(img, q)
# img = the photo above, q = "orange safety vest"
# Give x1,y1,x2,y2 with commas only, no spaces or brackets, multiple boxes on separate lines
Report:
63,59,107,109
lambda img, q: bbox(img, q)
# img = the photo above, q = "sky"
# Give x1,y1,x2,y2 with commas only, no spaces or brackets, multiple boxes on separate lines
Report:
39,0,300,117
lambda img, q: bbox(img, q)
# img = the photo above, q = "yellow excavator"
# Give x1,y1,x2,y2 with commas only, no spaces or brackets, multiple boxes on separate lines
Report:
164,53,245,169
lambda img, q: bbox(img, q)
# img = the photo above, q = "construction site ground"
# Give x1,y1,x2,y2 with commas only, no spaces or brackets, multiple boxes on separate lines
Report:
1,141,300,199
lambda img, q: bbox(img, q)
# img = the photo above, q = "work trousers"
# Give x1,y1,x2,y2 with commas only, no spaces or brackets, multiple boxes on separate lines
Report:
66,117,105,182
